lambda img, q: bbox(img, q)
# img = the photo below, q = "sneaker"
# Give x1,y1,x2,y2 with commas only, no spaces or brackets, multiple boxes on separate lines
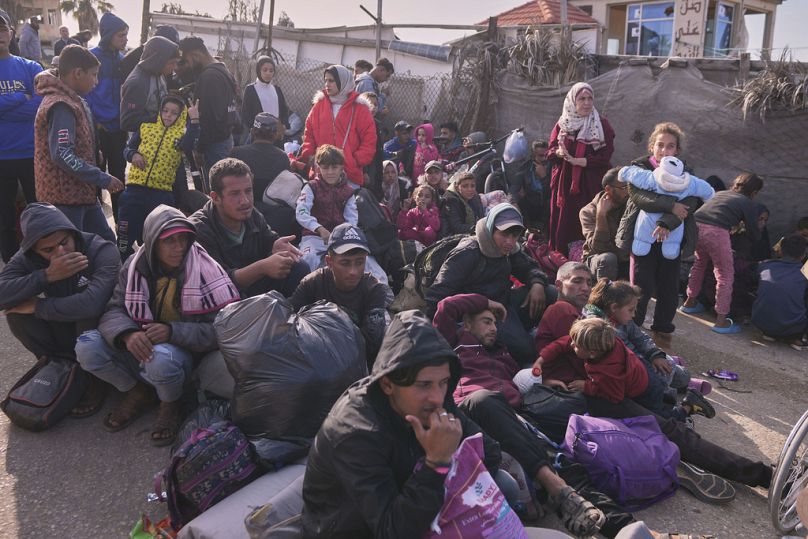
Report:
677,462,736,504
683,389,716,419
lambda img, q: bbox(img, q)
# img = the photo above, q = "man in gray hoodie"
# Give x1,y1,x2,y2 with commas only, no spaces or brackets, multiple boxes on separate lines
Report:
120,35,179,133
0,202,120,416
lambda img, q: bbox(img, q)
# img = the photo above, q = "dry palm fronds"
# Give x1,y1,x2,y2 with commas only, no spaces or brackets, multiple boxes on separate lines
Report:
730,48,808,122
502,27,594,87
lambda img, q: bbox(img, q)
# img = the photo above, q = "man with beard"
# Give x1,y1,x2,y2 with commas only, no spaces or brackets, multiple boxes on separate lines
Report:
18,16,41,63
534,261,592,353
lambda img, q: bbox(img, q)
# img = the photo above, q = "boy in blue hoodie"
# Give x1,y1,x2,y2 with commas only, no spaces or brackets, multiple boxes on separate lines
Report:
0,12,42,262
86,12,129,220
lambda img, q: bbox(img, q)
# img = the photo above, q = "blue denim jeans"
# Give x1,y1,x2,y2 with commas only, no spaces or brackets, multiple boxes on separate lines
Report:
75,329,193,402
203,136,234,177
55,202,115,243
117,185,175,260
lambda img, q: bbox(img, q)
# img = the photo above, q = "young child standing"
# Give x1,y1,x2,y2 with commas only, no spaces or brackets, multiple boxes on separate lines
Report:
681,173,764,333
296,144,387,283
117,95,199,259
33,45,124,241
583,279,715,422
396,184,440,246
411,123,440,180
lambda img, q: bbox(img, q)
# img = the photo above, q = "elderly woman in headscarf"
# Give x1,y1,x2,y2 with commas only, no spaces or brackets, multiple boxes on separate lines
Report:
297,64,377,187
546,82,615,255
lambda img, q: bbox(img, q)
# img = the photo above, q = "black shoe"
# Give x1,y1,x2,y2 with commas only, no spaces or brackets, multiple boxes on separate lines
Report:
677,462,736,505
683,389,715,419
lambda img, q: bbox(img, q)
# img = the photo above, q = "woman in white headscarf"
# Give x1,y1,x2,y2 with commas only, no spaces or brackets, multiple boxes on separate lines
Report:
297,64,377,186
545,82,615,255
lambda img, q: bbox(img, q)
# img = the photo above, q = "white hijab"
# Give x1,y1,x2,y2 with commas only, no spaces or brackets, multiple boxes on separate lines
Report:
324,65,355,118
557,82,606,150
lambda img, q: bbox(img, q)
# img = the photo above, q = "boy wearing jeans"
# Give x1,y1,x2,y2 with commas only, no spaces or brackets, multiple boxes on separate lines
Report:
33,45,124,241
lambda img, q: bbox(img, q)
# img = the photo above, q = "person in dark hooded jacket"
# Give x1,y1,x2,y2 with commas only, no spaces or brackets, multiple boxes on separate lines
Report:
426,203,554,366
120,36,180,133
85,12,129,219
300,310,501,539
0,202,120,416
75,205,239,446
118,25,180,84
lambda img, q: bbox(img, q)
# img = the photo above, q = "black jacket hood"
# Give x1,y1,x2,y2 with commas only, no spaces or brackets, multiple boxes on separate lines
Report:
368,310,462,394
20,203,80,254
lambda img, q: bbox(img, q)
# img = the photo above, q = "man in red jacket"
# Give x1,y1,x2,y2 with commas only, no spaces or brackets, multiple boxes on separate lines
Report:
433,293,638,538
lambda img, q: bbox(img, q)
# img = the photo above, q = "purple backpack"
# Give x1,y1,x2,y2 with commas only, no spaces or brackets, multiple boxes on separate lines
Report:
562,414,679,510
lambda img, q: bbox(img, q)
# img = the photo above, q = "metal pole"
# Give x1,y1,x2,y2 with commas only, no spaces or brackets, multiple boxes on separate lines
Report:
266,0,275,53
560,0,569,37
375,0,382,60
140,0,151,45
254,0,265,54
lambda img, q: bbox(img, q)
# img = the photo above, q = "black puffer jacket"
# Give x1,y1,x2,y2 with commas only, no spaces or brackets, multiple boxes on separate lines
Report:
300,310,501,539
440,187,485,237
426,207,548,317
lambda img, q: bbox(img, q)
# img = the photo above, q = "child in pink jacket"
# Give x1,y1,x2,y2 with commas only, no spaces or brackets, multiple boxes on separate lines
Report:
412,123,440,180
397,184,441,246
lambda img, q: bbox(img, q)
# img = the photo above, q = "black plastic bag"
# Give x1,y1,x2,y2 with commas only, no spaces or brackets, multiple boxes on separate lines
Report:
214,292,367,440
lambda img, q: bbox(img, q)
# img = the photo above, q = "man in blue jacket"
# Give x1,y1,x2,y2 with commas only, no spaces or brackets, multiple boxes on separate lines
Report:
86,12,129,220
0,12,41,262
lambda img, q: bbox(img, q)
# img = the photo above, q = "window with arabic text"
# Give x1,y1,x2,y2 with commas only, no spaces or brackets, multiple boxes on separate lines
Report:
625,2,675,56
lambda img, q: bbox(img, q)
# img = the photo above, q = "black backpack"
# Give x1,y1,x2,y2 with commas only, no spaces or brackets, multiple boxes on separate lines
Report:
413,234,484,299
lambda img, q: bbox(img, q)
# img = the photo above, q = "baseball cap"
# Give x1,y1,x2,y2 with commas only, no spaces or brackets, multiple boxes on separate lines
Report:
159,225,194,240
325,223,370,255
492,206,524,231
425,160,442,173
394,120,412,132
253,112,280,132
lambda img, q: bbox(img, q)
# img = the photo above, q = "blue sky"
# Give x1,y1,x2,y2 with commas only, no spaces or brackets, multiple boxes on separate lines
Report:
62,0,807,61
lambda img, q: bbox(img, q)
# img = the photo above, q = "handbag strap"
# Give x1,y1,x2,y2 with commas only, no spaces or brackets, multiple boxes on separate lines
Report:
341,104,355,150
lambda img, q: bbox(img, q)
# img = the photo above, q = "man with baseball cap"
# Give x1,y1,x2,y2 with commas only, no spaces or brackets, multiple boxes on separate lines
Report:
426,203,557,366
291,223,388,366
0,11,42,262
383,120,415,178
229,112,291,216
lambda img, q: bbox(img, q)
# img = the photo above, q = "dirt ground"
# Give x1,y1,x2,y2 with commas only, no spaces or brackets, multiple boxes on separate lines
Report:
0,301,806,538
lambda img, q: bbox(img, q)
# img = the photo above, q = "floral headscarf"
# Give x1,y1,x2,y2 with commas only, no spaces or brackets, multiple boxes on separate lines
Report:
557,82,605,150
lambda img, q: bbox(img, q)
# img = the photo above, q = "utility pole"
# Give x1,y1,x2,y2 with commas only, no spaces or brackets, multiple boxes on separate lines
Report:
140,0,150,45
254,0,265,54
560,0,569,38
266,0,275,53
359,3,382,60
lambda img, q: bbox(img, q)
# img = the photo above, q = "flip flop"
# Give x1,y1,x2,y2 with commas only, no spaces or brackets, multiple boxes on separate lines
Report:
705,369,739,382
70,377,106,418
711,318,741,334
679,303,706,314
688,378,712,396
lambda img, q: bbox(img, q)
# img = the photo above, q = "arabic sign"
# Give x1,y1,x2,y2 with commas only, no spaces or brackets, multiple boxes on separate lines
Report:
672,0,708,57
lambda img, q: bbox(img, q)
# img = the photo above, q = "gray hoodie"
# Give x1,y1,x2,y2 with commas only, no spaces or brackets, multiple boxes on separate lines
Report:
98,205,219,354
119,36,179,132
0,203,120,326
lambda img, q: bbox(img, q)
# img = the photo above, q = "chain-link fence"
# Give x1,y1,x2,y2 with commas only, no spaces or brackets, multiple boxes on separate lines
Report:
212,31,472,142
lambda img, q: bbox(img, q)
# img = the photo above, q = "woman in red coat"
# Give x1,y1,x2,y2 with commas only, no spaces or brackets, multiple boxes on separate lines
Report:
298,64,377,186
546,82,615,255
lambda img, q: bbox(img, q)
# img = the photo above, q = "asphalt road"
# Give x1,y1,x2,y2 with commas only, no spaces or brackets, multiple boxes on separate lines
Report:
0,301,806,538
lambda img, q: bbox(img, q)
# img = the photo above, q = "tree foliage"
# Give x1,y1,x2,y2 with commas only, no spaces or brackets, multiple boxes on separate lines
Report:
59,0,114,36
159,2,212,18
225,0,260,23
277,11,294,28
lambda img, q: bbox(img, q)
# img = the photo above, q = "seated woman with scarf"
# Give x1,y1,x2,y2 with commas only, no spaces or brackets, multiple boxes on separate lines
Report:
76,205,239,446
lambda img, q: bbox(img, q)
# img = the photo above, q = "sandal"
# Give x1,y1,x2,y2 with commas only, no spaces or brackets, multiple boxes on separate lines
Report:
151,400,183,447
549,486,605,537
70,375,107,418
102,382,157,433
677,462,736,504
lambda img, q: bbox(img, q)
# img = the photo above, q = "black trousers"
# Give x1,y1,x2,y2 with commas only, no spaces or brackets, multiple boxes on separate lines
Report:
632,243,681,333
0,158,36,262
460,390,635,539
96,129,128,220
585,395,772,488
6,313,79,361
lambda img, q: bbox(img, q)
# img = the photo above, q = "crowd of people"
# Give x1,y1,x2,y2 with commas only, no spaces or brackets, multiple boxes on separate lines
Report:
1,10,808,538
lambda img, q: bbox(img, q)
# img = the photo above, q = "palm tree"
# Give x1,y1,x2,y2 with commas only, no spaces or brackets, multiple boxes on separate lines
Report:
59,0,115,37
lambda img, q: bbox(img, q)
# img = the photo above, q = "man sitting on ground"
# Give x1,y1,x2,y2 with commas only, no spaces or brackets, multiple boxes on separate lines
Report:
300,310,502,538
580,167,630,281
535,262,592,353
0,203,120,417
290,223,387,367
433,292,638,538
426,203,553,366
383,121,415,178
190,158,308,299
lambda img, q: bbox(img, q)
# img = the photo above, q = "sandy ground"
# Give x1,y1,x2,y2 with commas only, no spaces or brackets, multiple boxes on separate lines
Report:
0,298,806,537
